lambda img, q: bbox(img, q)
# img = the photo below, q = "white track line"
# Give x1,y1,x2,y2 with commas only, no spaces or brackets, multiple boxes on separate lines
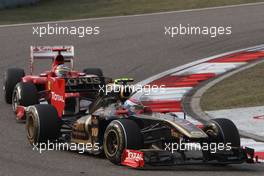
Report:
1,2,264,28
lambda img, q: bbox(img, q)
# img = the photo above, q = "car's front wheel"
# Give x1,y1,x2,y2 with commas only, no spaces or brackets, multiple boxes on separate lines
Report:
26,104,61,145
204,118,241,165
206,118,240,147
12,82,39,121
103,119,143,165
3,68,25,104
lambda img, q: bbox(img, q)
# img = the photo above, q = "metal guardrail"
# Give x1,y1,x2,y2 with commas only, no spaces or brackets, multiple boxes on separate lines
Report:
0,0,40,9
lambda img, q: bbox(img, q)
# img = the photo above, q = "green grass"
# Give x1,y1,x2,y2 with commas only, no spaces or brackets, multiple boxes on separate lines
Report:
201,62,264,111
0,0,264,24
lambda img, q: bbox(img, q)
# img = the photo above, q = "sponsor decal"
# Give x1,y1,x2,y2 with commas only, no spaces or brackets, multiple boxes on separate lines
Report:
66,77,101,86
51,92,64,103
127,150,144,162
50,78,65,117
121,149,144,168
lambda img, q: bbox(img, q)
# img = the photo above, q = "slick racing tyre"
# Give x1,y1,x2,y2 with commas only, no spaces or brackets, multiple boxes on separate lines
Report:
26,104,61,145
205,118,240,148
204,118,241,165
103,119,143,165
210,118,240,147
3,68,25,104
12,82,39,114
83,68,103,77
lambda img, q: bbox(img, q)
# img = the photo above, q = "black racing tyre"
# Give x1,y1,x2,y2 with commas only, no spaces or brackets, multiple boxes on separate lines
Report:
103,119,143,165
3,68,25,104
209,118,240,147
26,104,61,145
83,68,103,77
12,82,39,114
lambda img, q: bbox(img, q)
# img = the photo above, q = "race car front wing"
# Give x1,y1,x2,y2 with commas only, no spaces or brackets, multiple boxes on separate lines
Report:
121,147,256,168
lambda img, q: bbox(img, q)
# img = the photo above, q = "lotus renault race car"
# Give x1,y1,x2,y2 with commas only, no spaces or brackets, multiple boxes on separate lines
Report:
3,46,109,121
22,77,256,168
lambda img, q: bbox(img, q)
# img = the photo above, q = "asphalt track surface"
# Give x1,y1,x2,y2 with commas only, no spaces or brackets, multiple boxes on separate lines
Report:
0,3,264,176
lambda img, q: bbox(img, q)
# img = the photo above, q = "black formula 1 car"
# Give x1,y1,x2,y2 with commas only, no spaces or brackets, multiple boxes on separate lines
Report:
25,81,256,168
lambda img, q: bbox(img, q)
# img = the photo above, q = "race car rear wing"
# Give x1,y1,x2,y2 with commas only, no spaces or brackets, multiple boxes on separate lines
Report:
30,46,74,74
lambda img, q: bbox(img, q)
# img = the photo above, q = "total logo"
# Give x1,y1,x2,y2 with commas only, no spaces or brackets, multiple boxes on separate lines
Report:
127,150,143,162
51,92,64,103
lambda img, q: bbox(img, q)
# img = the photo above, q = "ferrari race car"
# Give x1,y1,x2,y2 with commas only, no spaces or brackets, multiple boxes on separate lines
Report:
3,46,109,121
24,83,256,168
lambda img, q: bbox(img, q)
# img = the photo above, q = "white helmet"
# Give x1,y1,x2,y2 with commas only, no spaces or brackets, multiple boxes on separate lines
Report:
55,64,70,77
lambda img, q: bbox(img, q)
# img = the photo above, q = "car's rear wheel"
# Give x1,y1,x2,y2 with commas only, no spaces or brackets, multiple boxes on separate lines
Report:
3,68,25,104
26,104,61,145
12,82,39,119
103,119,143,165
83,68,103,77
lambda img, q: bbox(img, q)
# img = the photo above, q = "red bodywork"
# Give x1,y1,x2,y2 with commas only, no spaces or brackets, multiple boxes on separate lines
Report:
16,47,89,120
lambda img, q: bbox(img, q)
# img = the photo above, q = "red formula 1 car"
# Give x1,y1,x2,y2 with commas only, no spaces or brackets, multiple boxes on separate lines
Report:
3,46,108,121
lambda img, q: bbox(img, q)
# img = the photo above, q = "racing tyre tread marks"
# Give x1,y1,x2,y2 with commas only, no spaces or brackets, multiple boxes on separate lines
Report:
103,119,143,165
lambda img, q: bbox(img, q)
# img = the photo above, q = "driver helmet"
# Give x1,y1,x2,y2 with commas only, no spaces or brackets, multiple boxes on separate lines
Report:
55,64,71,77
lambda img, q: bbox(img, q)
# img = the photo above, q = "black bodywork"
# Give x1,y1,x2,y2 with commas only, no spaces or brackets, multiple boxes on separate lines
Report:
25,82,256,167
